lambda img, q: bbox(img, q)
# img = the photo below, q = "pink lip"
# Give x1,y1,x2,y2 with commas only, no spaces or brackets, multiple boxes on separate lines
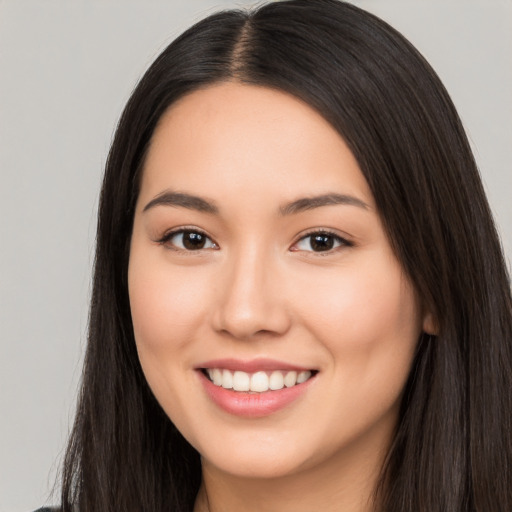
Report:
196,358,312,373
196,366,316,419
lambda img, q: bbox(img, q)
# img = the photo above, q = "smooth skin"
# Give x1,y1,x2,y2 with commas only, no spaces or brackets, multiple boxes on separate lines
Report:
128,82,434,512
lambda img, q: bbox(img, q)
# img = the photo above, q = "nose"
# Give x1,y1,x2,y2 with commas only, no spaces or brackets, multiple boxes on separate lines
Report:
211,245,292,340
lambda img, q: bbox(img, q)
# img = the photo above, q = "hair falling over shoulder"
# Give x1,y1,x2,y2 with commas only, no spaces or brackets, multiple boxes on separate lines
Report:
59,1,512,511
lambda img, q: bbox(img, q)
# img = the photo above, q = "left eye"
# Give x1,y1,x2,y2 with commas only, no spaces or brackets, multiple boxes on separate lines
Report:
163,230,217,251
293,232,349,252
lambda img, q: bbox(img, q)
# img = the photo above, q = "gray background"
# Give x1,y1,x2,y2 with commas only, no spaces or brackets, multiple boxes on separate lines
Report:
1,1,510,510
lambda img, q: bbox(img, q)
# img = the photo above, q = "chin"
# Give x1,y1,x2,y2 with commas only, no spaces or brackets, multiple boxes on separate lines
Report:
192,425,337,481
202,450,309,480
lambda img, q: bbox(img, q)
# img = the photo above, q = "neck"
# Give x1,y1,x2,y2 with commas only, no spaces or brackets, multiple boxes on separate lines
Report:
193,433,389,512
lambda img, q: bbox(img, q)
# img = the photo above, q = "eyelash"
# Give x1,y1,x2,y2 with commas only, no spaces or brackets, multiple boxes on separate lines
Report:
292,229,353,254
157,227,353,254
157,227,218,253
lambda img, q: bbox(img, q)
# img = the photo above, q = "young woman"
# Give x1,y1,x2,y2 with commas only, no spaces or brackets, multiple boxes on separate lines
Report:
43,0,512,510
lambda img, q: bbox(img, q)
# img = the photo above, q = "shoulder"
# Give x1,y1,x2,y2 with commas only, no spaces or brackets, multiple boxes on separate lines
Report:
33,508,59,512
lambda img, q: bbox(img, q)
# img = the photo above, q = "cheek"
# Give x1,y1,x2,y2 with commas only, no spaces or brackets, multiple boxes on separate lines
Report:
127,248,214,433
292,256,421,444
294,252,421,375
127,246,214,373
312,251,416,323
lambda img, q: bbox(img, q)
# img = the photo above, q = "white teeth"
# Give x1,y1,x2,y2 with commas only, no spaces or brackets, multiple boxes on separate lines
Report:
233,371,250,391
221,369,233,389
297,370,312,384
269,371,284,390
212,368,223,386
206,368,314,392
250,371,269,392
284,371,297,388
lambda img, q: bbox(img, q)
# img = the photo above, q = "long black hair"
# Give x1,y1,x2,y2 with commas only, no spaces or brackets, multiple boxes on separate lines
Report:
61,1,512,510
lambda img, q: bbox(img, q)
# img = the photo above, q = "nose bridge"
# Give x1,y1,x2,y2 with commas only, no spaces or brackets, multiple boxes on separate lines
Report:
213,239,290,339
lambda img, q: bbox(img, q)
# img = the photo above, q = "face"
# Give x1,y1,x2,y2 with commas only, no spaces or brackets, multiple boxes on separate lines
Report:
128,82,430,481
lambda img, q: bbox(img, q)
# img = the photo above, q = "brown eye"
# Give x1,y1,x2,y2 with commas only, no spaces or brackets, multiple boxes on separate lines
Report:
182,231,207,250
310,234,335,251
294,232,350,253
163,229,217,251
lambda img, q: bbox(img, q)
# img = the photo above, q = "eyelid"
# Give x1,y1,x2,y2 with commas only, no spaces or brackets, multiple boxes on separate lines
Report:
156,226,219,252
290,228,354,253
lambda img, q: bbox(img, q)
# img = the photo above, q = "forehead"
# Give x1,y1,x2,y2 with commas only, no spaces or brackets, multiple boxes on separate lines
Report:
139,82,374,209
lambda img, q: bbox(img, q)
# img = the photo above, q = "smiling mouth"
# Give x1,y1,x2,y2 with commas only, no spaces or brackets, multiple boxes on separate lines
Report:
202,368,317,393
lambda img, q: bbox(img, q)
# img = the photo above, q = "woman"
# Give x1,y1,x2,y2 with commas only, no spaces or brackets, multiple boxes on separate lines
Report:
45,0,512,510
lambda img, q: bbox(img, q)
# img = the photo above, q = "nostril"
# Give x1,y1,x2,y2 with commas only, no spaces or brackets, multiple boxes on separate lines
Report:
210,264,292,339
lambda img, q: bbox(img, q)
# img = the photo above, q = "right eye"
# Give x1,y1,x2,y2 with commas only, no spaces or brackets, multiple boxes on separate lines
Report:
160,229,218,251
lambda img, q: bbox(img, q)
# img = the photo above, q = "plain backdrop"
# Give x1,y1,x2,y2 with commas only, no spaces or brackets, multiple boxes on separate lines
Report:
1,1,510,510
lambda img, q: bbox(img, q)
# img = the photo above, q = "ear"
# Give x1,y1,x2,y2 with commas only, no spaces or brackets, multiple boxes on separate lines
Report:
422,309,438,336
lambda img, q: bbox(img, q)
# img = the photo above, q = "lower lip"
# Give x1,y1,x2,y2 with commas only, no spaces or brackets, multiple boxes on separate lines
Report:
198,371,315,418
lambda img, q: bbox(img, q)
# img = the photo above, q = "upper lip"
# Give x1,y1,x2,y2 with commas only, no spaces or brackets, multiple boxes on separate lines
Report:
196,358,315,373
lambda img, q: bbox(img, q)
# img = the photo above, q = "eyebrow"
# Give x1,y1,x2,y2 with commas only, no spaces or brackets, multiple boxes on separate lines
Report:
279,193,369,216
143,191,219,214
142,190,369,216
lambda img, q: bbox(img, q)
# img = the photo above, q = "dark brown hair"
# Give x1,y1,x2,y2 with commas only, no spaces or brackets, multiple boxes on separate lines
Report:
61,1,512,510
